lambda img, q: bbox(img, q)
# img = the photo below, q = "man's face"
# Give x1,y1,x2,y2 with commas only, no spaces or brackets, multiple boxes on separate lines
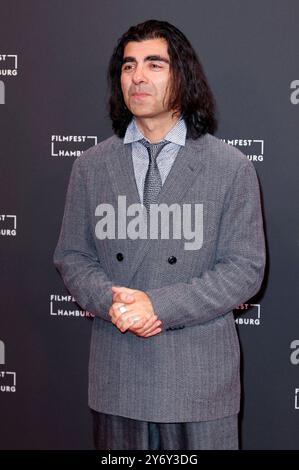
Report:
120,38,173,119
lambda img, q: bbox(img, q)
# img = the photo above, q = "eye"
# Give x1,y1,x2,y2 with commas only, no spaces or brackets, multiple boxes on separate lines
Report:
150,63,161,69
122,64,134,71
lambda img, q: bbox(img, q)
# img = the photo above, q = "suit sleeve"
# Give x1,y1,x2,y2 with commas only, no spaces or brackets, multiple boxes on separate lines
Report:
53,157,113,321
145,160,266,329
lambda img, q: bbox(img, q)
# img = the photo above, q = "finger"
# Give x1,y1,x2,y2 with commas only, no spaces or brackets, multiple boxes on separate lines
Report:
111,286,129,292
112,286,137,297
109,303,123,319
110,302,124,316
116,310,147,330
119,315,141,333
110,303,129,323
133,315,159,334
113,292,135,303
142,320,162,336
108,306,114,319
112,302,126,314
115,309,134,328
126,312,154,332
112,286,138,300
143,327,162,337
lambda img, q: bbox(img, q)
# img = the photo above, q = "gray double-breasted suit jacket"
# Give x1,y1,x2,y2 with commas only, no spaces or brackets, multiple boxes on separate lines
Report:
53,131,266,422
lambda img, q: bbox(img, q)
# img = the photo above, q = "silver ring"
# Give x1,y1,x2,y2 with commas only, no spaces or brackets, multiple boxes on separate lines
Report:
118,305,127,314
132,315,140,323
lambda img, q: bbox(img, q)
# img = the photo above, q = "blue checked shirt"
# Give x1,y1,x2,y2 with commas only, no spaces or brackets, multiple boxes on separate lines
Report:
123,116,187,205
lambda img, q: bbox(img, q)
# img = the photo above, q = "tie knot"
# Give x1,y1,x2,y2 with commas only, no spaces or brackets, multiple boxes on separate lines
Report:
139,138,169,160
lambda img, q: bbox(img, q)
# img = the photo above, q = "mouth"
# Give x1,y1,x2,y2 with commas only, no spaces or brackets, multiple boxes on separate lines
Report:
131,93,150,98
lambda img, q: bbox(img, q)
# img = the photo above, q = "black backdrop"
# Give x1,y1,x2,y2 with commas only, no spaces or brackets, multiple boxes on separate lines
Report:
1,0,298,450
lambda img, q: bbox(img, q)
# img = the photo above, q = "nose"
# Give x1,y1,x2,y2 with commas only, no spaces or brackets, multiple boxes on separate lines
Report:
132,64,147,84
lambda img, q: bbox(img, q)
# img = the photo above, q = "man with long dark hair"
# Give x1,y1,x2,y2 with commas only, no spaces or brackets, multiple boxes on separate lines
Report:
54,20,265,450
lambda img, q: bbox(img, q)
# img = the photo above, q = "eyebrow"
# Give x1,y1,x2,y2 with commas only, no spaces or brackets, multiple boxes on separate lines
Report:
122,55,170,65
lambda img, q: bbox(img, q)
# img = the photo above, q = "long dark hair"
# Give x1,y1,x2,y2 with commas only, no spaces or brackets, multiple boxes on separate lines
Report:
107,19,217,139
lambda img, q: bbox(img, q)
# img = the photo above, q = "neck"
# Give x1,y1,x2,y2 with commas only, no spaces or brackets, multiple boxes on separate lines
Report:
134,112,180,143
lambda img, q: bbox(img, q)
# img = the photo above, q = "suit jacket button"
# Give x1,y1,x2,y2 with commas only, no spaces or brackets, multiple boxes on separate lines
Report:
168,256,177,265
116,252,124,261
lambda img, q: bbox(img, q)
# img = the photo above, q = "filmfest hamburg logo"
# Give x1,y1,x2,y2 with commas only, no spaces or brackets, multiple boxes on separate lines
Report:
0,54,19,105
234,303,261,326
0,340,17,393
0,214,17,236
50,294,93,318
51,135,98,157
221,138,264,162
0,54,18,76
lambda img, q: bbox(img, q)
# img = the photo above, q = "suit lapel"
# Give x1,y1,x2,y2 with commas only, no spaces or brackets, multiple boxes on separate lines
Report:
105,138,140,209
105,134,208,286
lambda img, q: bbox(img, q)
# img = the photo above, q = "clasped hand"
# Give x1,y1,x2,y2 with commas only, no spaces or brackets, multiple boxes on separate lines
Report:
108,286,162,338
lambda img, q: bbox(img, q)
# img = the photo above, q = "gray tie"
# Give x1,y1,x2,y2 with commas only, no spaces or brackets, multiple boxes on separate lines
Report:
139,138,169,212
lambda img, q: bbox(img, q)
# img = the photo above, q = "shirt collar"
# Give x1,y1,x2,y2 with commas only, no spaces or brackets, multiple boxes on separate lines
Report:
123,116,187,146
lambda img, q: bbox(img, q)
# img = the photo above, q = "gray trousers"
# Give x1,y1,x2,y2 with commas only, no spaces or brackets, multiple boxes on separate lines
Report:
91,409,239,450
